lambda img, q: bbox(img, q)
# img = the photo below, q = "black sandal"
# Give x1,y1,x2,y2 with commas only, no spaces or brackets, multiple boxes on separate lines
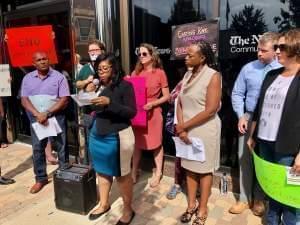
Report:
192,215,207,225
180,203,198,223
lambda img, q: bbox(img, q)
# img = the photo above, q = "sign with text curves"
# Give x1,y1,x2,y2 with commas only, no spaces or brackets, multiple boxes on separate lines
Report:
6,25,58,67
171,20,219,60
253,151,300,208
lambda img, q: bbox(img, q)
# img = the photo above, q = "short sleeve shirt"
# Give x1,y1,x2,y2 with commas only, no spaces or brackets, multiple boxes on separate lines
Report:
257,75,295,141
75,63,95,82
132,68,169,100
21,68,70,112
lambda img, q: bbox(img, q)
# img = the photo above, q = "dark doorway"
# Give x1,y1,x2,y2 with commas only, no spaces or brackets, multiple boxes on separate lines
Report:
3,0,79,156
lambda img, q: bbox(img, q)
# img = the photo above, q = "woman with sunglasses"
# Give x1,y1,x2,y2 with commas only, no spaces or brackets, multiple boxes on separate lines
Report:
248,29,300,225
87,53,137,225
131,43,170,187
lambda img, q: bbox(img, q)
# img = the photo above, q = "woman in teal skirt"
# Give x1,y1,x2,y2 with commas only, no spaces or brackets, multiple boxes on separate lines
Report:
86,53,137,225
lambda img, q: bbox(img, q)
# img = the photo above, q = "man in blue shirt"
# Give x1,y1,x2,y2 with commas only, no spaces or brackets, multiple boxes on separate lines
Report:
230,32,282,216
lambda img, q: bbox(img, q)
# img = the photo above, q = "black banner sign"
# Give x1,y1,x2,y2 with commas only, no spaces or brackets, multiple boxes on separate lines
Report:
171,20,219,60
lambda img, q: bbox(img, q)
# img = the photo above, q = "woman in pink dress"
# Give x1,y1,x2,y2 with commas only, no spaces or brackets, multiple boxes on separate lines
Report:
131,43,170,187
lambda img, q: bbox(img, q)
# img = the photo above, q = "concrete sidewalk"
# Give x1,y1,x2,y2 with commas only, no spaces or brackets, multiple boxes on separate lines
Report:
0,143,264,225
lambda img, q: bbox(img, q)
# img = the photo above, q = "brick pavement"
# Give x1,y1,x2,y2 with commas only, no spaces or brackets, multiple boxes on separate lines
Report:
0,143,264,225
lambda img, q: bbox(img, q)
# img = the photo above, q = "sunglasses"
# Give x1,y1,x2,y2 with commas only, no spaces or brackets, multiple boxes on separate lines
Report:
138,52,149,57
273,44,287,51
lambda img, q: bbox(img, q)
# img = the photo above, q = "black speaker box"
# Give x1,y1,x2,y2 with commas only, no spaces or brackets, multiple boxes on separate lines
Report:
53,164,98,215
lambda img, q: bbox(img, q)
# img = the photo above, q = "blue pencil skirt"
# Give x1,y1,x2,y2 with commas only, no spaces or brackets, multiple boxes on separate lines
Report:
89,122,134,177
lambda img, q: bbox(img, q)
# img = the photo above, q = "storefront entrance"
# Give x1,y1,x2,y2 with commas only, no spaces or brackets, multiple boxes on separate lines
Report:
2,0,79,155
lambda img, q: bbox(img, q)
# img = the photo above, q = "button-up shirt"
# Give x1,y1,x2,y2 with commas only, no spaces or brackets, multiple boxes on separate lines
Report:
231,59,282,119
21,68,70,112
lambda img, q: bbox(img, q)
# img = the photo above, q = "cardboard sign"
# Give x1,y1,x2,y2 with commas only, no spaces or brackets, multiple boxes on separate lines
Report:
253,151,300,208
6,25,58,67
0,64,11,96
125,76,147,127
171,20,219,59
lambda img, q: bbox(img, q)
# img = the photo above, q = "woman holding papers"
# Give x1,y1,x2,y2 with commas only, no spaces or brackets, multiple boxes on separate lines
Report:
87,53,137,225
131,43,170,187
248,29,300,225
176,41,221,225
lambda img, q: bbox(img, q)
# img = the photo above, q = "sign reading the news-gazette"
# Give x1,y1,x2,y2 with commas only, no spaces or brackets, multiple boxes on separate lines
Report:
0,64,11,96
171,20,219,60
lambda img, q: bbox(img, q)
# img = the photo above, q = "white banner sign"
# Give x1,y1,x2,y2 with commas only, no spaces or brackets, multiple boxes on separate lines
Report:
0,64,11,96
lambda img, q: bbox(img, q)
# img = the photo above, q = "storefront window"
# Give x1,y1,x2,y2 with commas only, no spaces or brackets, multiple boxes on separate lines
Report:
130,1,215,87
218,0,300,167
72,0,97,61
129,0,217,156
129,0,300,167
77,18,94,41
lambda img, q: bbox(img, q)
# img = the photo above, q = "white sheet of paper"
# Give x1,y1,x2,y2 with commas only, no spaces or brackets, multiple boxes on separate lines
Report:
286,167,300,186
173,137,206,162
0,64,11,96
52,117,62,134
71,92,98,107
32,117,62,141
173,98,178,125
29,95,57,112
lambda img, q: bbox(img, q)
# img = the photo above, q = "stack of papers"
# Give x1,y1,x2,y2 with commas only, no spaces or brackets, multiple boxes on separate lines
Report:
286,168,300,186
71,92,98,107
172,137,206,162
32,117,62,141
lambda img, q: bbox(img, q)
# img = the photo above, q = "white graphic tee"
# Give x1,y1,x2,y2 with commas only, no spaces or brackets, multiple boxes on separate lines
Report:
258,75,295,141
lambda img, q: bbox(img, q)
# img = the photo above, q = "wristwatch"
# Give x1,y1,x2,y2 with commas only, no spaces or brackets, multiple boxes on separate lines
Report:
45,110,53,118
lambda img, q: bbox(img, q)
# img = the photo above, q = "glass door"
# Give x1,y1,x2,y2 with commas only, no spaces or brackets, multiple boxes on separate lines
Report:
129,0,218,155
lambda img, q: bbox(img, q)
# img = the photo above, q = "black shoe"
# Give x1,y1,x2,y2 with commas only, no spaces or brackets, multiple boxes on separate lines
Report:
0,176,15,185
88,206,111,220
116,211,135,225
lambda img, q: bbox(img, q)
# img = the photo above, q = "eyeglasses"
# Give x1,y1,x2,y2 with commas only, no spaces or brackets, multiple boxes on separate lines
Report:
88,48,101,53
97,66,111,72
273,44,287,51
138,52,149,57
